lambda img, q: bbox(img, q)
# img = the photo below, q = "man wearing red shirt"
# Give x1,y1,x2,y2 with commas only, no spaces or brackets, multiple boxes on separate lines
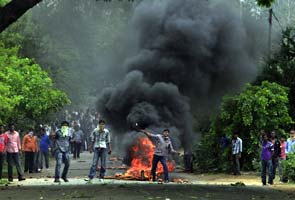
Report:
0,125,8,179
5,124,25,182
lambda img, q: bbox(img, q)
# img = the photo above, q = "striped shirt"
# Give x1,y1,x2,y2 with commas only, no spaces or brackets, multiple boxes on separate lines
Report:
232,137,242,155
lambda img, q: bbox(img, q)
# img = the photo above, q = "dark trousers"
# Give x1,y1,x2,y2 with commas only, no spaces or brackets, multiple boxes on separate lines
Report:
34,151,41,171
24,151,35,173
232,154,241,175
272,157,279,179
0,153,4,179
73,142,81,159
6,152,23,179
261,159,273,185
40,151,49,169
151,154,169,182
54,150,70,179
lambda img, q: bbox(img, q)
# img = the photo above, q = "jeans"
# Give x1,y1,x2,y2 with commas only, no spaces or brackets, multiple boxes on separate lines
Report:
0,153,4,178
73,142,81,159
40,151,49,169
151,154,169,182
88,148,107,179
24,151,35,173
6,152,23,179
54,150,70,179
261,159,273,185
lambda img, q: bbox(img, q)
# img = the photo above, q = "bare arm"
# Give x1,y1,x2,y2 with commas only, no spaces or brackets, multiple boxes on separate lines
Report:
140,129,154,137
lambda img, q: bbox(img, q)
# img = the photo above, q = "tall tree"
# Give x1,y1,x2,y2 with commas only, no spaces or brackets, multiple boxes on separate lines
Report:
0,0,42,33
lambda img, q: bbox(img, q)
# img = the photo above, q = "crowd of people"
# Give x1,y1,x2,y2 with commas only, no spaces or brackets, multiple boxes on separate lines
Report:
0,111,180,184
0,108,101,182
223,129,295,186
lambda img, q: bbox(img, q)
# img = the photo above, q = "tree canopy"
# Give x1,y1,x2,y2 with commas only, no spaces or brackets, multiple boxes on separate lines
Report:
0,41,70,127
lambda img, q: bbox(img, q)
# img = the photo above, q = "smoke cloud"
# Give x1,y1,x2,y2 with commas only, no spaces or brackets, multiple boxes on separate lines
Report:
97,0,267,151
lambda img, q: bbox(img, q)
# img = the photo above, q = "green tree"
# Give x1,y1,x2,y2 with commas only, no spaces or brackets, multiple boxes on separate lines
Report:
0,42,70,127
256,27,295,117
195,81,292,171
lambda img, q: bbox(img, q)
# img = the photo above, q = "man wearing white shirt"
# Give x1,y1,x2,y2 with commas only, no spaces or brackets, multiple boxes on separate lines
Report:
231,132,242,175
87,120,112,182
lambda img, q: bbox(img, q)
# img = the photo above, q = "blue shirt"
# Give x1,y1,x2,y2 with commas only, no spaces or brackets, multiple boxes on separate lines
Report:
40,134,51,152
286,138,295,153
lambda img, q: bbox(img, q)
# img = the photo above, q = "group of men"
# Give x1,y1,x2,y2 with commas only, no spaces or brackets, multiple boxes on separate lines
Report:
228,129,295,186
0,119,178,183
0,124,26,181
54,120,177,183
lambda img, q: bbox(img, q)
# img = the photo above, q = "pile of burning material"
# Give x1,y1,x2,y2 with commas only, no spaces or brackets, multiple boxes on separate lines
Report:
114,136,175,181
106,157,128,170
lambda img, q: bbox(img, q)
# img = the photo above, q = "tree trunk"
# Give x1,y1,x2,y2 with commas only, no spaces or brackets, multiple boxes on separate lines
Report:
0,0,42,33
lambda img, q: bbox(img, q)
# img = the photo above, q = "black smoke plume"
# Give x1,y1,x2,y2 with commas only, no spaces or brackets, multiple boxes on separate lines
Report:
97,0,266,152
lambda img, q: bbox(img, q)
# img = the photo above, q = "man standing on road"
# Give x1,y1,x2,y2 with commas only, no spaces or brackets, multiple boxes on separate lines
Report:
22,129,38,173
286,129,295,154
261,133,274,186
231,132,242,175
140,128,179,183
5,124,25,182
87,119,111,182
39,128,51,171
270,131,281,180
52,121,71,183
71,123,84,159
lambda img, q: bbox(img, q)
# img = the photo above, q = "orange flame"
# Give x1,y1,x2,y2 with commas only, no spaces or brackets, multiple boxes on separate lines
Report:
124,136,175,179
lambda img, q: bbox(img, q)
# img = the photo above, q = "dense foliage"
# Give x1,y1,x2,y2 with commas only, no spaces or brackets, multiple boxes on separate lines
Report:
195,81,292,171
281,154,295,182
0,41,70,127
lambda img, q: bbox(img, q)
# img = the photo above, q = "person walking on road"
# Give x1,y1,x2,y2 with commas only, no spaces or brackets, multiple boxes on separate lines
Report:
52,121,71,183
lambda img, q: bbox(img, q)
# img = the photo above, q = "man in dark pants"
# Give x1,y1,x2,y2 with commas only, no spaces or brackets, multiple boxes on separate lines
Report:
72,123,84,159
141,128,178,183
261,133,274,186
270,131,281,180
39,128,51,171
5,124,25,182
52,121,71,183
231,132,242,175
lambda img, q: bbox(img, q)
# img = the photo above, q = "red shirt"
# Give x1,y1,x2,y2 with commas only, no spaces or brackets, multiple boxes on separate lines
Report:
0,133,8,153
